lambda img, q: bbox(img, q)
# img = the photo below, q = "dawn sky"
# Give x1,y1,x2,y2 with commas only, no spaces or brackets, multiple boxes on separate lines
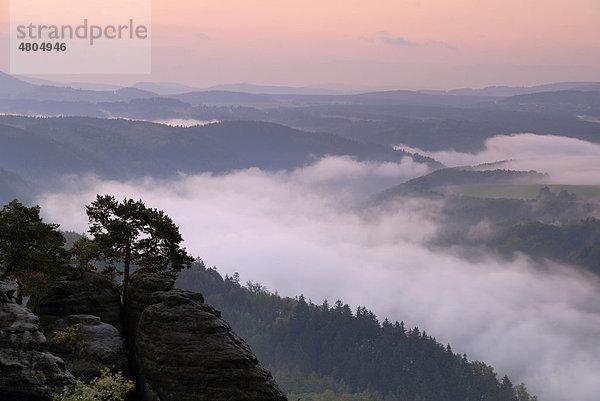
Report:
1,0,599,89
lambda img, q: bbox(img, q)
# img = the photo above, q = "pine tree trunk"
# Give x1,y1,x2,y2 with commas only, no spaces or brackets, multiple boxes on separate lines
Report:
123,243,131,316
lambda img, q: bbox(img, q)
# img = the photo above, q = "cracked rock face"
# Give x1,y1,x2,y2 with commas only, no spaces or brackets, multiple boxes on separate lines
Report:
46,314,128,382
28,266,123,334
129,272,288,401
0,301,75,401
127,272,175,343
24,267,128,382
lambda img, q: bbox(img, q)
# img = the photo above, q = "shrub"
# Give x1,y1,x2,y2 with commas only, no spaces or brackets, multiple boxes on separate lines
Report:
53,368,134,401
50,324,81,347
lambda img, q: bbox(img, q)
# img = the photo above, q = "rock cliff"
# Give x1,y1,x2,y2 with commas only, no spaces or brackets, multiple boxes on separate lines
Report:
0,290,75,400
28,265,123,333
1,269,288,400
129,272,287,401
26,266,128,382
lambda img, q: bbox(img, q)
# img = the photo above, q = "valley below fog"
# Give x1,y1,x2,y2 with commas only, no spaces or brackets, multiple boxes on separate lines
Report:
37,132,600,401
2,67,600,400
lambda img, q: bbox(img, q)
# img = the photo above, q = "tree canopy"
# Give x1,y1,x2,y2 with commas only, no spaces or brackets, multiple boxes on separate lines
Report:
86,195,194,311
177,264,539,401
0,199,68,303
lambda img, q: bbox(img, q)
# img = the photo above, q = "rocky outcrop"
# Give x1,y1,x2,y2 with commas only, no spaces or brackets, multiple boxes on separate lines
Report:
45,314,128,382
129,272,287,401
127,272,175,342
28,265,123,333
4,269,287,400
26,265,128,380
0,298,75,400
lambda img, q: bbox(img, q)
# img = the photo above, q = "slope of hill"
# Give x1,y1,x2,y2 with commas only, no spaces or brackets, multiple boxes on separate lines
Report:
0,168,32,205
0,72,159,102
2,72,600,154
0,122,101,181
498,90,600,115
0,71,36,96
175,263,537,401
0,116,438,183
429,81,600,97
375,168,548,200
372,167,600,276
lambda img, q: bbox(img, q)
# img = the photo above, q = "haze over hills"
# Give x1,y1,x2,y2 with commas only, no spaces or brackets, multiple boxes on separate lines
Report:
423,81,600,97
2,0,600,399
2,68,600,401
5,71,600,100
8,71,600,97
200,83,346,95
2,71,600,156
0,115,438,204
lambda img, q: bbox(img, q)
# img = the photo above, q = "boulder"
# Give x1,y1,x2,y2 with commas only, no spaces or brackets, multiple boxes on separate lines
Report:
45,314,128,382
0,301,75,400
28,265,123,333
130,273,287,401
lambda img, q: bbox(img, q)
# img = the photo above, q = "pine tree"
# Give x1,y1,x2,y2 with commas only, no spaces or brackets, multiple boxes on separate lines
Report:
0,199,67,303
86,195,194,313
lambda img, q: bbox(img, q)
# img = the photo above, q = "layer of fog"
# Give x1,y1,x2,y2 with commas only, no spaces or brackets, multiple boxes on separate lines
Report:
37,151,600,401
577,115,600,124
107,116,221,127
396,133,600,185
150,118,220,127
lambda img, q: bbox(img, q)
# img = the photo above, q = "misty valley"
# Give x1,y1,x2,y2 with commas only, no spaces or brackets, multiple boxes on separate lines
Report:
1,71,600,401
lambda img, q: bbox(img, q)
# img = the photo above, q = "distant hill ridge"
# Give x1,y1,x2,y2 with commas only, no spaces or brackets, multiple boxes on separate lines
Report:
376,167,548,200
3,71,600,102
0,115,439,193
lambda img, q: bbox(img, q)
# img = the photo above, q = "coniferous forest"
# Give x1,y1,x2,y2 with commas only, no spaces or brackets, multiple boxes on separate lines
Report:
176,263,537,401
1,2,600,399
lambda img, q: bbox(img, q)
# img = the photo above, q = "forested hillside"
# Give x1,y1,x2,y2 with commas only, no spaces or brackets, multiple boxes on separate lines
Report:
462,218,600,274
176,263,537,401
371,168,600,275
2,71,600,154
0,116,436,184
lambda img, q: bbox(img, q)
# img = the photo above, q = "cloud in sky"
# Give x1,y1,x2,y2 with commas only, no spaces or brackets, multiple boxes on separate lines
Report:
4,0,598,88
195,32,211,40
37,153,600,401
377,31,418,47
397,133,600,184
377,31,457,50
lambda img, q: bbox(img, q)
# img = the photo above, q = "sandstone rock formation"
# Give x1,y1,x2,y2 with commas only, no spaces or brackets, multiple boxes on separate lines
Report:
127,271,176,342
0,295,75,400
3,269,288,401
28,265,123,333
26,265,128,381
45,314,128,382
129,272,287,401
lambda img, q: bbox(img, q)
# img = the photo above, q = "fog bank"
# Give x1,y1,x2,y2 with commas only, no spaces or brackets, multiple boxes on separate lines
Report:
398,133,600,184
38,155,600,401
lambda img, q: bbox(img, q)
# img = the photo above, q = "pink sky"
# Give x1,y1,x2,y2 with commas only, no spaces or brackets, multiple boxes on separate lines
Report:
1,0,599,89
